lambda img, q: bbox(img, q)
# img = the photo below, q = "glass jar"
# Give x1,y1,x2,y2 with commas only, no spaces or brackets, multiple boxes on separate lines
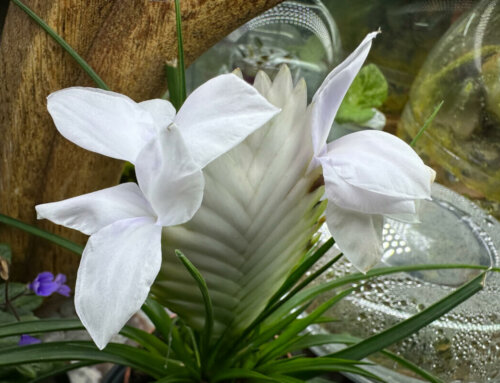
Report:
398,0,500,218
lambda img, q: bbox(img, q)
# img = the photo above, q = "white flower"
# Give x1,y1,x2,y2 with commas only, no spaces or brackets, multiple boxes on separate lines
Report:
310,32,436,272
35,74,280,349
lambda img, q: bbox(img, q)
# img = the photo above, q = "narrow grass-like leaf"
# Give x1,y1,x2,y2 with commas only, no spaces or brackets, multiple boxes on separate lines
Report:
266,264,497,324
303,333,445,383
10,0,109,90
0,318,170,358
175,250,213,357
29,361,94,383
330,272,485,361
212,368,278,383
258,357,380,381
0,214,83,255
227,301,312,367
381,350,445,383
258,288,354,363
0,341,173,378
165,64,181,109
165,0,187,110
285,334,359,353
266,238,335,309
154,376,194,383
119,326,169,356
284,252,343,308
174,0,186,105
268,375,306,383
234,240,338,351
0,318,84,337
410,100,443,147
142,299,199,379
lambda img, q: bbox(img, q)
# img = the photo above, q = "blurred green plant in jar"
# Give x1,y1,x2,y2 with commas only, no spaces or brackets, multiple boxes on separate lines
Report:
325,0,475,118
398,0,500,217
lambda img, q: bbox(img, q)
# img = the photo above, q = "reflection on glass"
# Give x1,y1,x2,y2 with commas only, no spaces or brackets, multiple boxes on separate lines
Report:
186,0,341,101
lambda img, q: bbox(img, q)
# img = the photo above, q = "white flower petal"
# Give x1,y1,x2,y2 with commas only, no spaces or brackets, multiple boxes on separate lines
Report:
311,32,378,156
321,130,434,214
326,202,383,272
139,99,176,131
47,87,157,162
35,183,155,235
135,125,205,226
75,217,162,350
174,73,281,168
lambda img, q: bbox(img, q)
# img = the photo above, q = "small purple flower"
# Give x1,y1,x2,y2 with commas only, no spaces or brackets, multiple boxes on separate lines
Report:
18,334,41,346
29,272,71,297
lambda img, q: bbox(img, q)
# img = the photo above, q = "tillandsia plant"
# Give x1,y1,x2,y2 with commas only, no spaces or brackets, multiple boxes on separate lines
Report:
0,1,496,382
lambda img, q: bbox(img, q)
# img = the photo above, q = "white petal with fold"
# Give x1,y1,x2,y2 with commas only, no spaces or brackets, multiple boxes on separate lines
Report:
135,126,205,226
47,87,157,162
35,183,155,235
321,130,434,214
326,203,384,273
139,99,176,131
75,217,162,350
174,73,281,168
310,32,378,156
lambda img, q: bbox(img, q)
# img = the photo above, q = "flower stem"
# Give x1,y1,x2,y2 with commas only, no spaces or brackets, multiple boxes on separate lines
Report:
4,280,21,322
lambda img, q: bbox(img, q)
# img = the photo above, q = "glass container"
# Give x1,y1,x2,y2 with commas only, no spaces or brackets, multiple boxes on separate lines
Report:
398,0,500,218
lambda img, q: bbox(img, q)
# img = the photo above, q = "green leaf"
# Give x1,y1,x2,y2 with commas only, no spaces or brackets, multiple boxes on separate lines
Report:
289,333,445,383
266,239,335,310
279,334,359,354
258,357,378,381
410,100,444,147
0,245,11,264
11,295,43,315
154,376,193,383
0,341,174,379
268,374,306,383
0,311,18,326
175,250,213,357
336,104,375,124
381,350,445,383
174,0,186,105
29,361,94,383
10,0,109,90
330,272,485,361
166,0,186,110
0,319,84,338
239,239,337,343
141,299,200,379
266,264,496,325
212,368,278,383
233,301,312,362
296,36,325,63
336,63,388,124
0,214,83,255
0,318,170,359
119,326,169,356
258,289,354,363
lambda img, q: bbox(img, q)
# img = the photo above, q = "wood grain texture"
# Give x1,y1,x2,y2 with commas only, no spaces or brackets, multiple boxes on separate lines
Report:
0,0,283,282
